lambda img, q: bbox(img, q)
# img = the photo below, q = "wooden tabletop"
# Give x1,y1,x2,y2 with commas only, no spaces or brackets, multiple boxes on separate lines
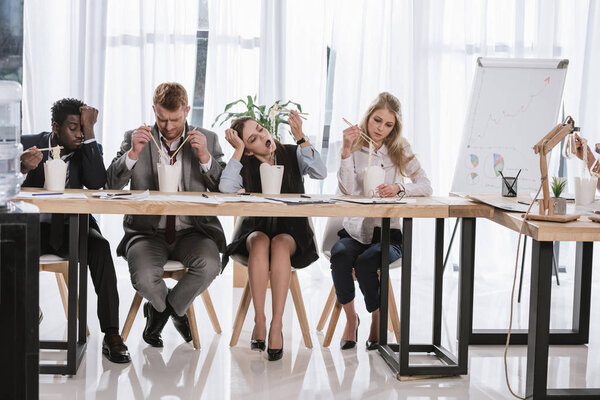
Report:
455,192,600,242
17,189,457,218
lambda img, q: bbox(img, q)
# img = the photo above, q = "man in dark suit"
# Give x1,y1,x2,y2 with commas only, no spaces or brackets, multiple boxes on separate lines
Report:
20,98,130,363
106,82,226,347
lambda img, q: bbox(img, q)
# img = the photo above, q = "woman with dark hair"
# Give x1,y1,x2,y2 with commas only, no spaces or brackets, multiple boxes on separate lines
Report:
332,92,432,351
219,110,326,360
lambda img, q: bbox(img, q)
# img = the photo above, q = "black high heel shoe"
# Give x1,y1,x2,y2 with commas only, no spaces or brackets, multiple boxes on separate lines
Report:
365,339,378,351
250,325,266,352
340,314,360,350
267,331,283,361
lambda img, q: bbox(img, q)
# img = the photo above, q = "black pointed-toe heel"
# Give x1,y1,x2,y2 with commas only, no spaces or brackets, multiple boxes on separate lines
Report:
365,339,378,351
340,314,360,350
267,332,283,361
251,339,266,352
250,325,266,351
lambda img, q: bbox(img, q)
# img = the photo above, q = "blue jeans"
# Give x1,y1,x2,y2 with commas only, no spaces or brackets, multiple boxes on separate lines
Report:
330,235,402,313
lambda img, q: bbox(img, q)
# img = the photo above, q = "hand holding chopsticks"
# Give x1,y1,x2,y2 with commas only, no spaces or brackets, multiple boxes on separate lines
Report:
342,117,375,146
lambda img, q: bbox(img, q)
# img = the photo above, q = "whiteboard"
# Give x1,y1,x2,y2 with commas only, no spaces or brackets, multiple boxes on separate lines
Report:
451,58,568,193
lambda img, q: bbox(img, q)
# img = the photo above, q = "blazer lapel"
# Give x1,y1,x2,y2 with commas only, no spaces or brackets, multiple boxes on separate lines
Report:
150,125,161,189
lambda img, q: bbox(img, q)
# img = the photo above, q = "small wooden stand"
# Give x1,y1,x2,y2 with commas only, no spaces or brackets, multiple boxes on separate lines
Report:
529,116,581,223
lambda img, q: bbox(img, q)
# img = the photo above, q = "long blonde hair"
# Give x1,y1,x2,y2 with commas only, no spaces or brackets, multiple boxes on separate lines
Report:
352,92,414,176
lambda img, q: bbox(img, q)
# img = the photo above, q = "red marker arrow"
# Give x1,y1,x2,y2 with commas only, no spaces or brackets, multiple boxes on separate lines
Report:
544,77,550,84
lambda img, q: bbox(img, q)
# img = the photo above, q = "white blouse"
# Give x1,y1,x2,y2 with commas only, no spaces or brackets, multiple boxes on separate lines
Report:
337,138,432,244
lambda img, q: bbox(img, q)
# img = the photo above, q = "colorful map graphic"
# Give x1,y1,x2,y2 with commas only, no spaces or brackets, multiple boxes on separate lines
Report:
493,153,504,176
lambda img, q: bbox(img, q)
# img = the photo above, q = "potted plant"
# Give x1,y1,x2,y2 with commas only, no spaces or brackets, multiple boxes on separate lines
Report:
212,95,303,141
551,176,567,215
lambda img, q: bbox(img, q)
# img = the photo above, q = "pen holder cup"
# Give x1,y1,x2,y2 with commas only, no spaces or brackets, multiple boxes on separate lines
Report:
501,176,517,197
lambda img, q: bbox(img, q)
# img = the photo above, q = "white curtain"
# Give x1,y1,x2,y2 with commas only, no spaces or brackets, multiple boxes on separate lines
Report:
203,0,261,161
23,0,200,259
22,0,107,136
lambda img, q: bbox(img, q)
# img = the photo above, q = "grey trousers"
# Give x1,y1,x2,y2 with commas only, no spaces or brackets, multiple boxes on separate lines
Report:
126,229,221,316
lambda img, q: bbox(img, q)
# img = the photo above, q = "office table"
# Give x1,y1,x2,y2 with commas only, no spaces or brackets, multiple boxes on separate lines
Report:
19,189,484,380
466,193,599,399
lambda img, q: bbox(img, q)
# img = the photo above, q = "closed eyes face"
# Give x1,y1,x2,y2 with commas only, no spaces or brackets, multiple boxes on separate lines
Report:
367,108,396,143
153,104,190,141
54,114,83,152
242,120,276,156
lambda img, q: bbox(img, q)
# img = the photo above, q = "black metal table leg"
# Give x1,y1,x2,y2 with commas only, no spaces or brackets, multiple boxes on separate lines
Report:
379,217,470,377
526,240,600,399
433,218,445,347
39,213,88,375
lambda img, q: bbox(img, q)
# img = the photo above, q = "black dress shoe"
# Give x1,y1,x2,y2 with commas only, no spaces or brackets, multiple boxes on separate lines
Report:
143,302,170,347
340,314,360,350
251,325,266,351
102,334,131,363
267,332,283,361
171,312,193,343
365,339,378,351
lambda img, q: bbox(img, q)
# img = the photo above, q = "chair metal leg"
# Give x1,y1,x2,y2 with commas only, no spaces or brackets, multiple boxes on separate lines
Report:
289,271,313,348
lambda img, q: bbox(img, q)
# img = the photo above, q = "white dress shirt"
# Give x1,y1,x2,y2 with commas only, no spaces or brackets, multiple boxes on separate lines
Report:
337,138,432,244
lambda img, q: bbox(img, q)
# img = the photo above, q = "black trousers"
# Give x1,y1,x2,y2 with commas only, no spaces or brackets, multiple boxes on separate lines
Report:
40,221,119,333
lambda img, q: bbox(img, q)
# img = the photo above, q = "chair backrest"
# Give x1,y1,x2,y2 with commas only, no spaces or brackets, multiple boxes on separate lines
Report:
230,216,318,269
320,217,402,269
320,217,345,259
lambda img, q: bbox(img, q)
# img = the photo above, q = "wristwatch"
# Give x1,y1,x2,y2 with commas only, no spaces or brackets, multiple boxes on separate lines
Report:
296,137,306,145
396,184,406,199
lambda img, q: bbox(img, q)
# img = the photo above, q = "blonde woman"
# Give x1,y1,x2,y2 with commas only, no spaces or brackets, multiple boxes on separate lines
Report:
331,92,432,350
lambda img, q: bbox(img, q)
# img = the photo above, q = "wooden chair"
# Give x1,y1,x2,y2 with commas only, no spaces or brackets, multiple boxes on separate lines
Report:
39,254,90,336
120,260,221,350
316,217,402,347
229,216,314,348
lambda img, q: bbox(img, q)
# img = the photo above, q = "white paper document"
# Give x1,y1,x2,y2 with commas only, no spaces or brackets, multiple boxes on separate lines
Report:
15,191,89,199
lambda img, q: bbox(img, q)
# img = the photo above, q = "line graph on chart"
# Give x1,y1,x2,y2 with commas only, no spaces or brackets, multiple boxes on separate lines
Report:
467,76,551,147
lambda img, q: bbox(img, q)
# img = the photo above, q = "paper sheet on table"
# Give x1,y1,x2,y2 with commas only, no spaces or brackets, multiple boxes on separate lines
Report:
143,194,281,204
265,196,336,204
92,190,150,200
15,191,89,199
332,197,416,205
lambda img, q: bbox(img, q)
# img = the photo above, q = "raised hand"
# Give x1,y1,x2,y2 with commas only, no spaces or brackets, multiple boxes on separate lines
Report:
79,106,98,140
128,125,152,160
225,128,245,161
341,125,360,159
188,130,211,163
20,146,43,174
288,110,304,141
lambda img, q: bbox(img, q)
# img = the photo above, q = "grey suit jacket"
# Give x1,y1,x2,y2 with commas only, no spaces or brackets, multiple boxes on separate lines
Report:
106,123,227,257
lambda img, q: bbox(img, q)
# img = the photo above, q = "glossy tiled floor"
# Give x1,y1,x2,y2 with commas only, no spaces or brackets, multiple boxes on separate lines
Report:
39,237,600,399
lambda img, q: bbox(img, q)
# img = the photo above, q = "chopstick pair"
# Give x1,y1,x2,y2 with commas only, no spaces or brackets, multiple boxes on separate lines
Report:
36,146,64,152
274,105,309,120
342,118,376,146
144,123,189,162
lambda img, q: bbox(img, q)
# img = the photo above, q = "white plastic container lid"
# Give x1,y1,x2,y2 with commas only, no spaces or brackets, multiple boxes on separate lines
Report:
0,81,22,102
